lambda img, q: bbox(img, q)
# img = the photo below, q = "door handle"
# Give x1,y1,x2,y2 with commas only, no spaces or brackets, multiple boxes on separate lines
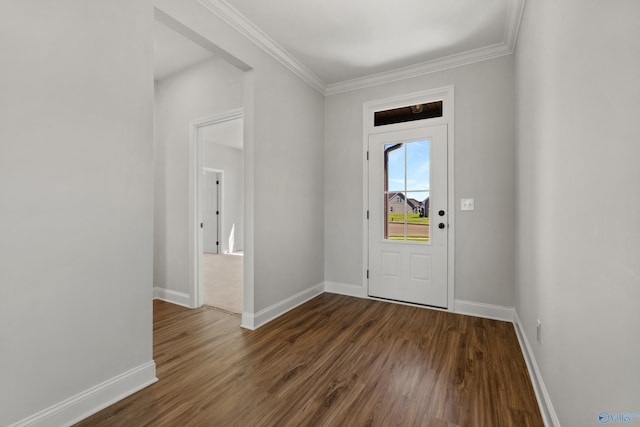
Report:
438,223,446,229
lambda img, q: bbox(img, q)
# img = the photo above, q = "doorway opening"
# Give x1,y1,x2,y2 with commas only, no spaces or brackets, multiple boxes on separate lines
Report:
152,8,254,321
363,87,455,310
199,117,244,314
368,125,448,307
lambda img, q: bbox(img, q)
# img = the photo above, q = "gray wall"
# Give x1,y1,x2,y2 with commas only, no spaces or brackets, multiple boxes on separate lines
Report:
251,62,325,310
2,0,326,422
325,55,516,306
0,1,154,425
515,1,640,425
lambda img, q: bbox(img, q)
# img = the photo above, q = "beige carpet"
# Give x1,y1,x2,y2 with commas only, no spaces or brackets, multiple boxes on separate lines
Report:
202,253,243,314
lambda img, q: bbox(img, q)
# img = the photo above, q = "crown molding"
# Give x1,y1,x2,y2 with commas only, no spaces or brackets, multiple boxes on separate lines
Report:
325,42,513,96
197,0,526,97
505,0,526,51
197,0,327,94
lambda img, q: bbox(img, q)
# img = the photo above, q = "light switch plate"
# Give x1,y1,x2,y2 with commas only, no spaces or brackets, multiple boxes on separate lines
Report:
461,198,474,211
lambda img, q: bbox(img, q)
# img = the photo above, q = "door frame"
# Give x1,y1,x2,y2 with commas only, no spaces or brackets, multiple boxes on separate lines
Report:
202,167,223,254
189,108,243,308
362,86,455,311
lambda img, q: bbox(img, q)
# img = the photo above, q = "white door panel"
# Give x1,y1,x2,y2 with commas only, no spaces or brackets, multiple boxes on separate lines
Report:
368,125,448,308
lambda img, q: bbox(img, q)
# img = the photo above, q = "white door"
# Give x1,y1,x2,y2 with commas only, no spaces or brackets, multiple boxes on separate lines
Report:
368,125,448,308
203,170,220,254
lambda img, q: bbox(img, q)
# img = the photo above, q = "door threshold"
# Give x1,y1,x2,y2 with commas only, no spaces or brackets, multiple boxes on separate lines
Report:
367,295,448,311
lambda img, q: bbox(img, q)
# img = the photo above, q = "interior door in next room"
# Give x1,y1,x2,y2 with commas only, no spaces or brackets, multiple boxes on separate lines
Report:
203,170,220,254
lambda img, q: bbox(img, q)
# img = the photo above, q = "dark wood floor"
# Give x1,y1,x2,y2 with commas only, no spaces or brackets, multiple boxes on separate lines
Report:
76,294,543,426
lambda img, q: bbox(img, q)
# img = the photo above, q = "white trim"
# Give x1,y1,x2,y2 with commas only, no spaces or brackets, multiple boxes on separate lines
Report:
369,296,454,313
324,287,518,324
9,361,157,427
325,283,449,312
196,0,525,96
513,311,561,427
324,281,366,298
241,283,324,330
153,287,191,308
191,109,244,128
189,109,245,309
326,43,511,96
454,299,515,322
196,0,325,94
362,86,455,312
504,0,527,53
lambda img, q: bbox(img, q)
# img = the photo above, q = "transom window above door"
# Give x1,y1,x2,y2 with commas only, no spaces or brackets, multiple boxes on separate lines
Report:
374,100,443,127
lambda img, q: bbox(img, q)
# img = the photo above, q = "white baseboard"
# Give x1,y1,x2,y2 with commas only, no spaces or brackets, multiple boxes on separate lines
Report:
324,281,366,298
513,311,561,427
454,299,515,322
241,282,324,330
153,287,191,308
10,361,157,427
326,287,516,322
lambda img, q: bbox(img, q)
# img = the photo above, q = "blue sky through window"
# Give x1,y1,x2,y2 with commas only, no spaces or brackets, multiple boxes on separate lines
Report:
386,140,430,200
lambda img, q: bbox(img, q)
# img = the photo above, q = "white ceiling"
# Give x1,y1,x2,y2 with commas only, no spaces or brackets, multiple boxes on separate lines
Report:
154,20,214,81
223,0,509,84
198,0,524,93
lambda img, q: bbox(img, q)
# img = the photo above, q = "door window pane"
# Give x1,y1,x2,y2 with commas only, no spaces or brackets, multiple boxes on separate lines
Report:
385,192,406,240
406,140,430,192
383,140,431,242
385,143,404,192
406,191,429,242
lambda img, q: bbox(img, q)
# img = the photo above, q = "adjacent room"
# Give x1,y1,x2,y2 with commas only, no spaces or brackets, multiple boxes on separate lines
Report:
199,119,245,314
